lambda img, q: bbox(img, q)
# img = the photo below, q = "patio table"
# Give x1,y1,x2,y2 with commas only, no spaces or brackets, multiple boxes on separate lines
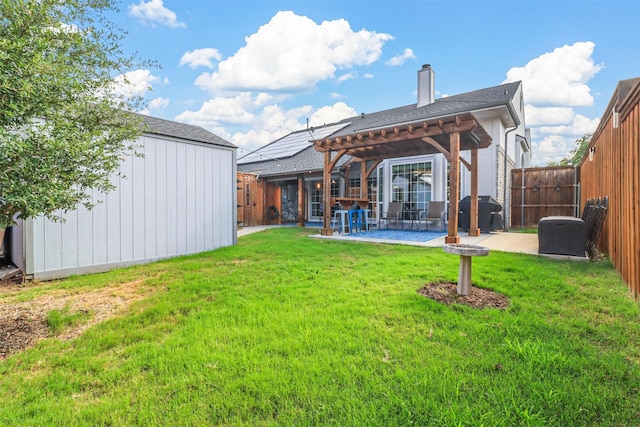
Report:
403,210,420,231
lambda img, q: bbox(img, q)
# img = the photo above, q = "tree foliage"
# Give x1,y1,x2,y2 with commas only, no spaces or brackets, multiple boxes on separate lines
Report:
558,133,593,166
0,0,152,227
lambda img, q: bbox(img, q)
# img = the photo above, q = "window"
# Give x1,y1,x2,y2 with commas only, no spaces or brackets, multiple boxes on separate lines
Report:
310,178,341,219
310,181,323,218
391,161,432,211
368,173,378,219
347,172,360,198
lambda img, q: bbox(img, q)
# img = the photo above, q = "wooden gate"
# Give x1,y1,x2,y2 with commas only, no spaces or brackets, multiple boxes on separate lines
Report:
511,166,579,228
237,172,264,227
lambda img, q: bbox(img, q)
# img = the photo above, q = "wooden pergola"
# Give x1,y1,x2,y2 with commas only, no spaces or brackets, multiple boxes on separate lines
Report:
312,112,492,243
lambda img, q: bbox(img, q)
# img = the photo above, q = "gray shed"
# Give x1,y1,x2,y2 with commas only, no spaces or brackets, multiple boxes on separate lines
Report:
10,114,237,280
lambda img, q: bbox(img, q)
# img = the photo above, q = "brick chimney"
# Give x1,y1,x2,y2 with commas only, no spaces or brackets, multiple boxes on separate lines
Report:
417,64,435,107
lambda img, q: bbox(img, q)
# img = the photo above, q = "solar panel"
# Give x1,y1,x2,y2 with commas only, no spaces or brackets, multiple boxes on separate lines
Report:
238,122,350,164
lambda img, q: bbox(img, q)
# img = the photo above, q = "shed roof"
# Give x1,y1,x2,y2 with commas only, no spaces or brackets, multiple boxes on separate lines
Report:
135,113,236,148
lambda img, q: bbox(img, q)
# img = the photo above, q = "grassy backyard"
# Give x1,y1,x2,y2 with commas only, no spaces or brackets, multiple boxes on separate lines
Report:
0,227,638,426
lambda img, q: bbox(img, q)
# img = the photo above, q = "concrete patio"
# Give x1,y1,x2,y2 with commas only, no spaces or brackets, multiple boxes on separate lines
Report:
238,225,587,261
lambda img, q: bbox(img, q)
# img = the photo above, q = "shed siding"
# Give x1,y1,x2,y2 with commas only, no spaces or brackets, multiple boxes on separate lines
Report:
26,134,236,280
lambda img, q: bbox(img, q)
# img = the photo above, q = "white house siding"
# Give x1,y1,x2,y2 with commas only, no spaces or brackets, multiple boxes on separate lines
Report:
21,133,236,280
459,104,527,228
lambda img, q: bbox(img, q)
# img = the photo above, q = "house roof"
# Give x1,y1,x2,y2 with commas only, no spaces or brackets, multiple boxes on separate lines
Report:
135,113,236,149
330,81,521,138
238,80,521,175
313,111,493,161
237,144,353,176
238,122,350,165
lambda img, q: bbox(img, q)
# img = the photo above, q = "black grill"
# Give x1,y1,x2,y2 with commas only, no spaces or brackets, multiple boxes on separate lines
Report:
458,195,503,232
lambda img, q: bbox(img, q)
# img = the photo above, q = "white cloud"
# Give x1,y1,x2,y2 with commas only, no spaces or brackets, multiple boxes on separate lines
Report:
329,92,345,99
175,93,257,128
336,72,356,83
531,134,574,165
139,96,170,115
179,48,222,69
231,102,357,150
309,102,357,127
230,104,312,149
525,105,575,126
535,114,600,136
536,135,568,155
128,0,185,28
178,98,356,151
385,48,415,66
505,41,604,165
363,73,374,79
149,97,169,109
504,41,602,107
110,69,159,101
194,11,393,93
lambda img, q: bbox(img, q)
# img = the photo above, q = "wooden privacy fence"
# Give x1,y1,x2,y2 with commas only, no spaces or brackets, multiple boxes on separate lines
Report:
579,77,640,299
511,166,579,228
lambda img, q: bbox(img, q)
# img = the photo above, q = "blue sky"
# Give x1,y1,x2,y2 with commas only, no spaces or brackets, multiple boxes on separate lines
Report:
113,0,640,166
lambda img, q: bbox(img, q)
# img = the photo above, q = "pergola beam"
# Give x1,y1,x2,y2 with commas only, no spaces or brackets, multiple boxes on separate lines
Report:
315,119,478,152
421,137,471,171
314,113,491,239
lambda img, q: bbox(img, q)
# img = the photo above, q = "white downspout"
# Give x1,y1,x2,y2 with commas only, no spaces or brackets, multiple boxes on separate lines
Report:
503,126,517,231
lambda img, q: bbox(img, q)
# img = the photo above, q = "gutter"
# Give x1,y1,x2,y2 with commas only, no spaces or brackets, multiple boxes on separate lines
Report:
502,97,521,231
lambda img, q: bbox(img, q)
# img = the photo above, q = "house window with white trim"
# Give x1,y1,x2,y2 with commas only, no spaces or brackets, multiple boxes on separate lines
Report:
391,161,433,211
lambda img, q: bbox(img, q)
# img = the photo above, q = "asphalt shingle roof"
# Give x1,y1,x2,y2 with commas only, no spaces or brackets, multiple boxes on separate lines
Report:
237,145,352,176
330,81,521,137
238,122,349,165
135,113,236,148
237,80,521,176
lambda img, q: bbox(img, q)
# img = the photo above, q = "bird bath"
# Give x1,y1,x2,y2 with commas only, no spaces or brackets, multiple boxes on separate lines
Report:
442,244,490,296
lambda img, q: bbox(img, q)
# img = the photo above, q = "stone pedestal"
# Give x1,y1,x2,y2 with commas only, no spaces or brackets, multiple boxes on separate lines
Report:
443,244,490,296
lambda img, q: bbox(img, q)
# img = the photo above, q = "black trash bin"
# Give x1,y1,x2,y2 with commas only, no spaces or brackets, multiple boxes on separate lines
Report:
458,196,503,232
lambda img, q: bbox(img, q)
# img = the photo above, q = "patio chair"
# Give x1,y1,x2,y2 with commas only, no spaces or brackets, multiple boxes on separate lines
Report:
418,201,446,231
380,202,404,229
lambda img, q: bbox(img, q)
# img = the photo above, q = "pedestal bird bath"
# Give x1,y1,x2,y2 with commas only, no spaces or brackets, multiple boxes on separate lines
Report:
443,244,490,296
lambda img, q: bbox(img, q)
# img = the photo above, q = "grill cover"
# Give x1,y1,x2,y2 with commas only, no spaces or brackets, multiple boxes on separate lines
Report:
458,196,503,232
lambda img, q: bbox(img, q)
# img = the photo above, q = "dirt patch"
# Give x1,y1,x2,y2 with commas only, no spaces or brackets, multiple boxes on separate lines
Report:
0,275,155,359
418,282,509,309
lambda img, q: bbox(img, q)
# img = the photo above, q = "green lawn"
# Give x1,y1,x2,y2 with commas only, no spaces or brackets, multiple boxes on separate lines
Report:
1,227,638,426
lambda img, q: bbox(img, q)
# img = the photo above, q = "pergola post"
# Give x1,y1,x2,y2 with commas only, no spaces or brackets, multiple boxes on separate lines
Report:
468,148,480,236
321,151,333,235
343,163,351,197
445,132,461,244
312,115,492,239
360,160,368,199
297,175,305,227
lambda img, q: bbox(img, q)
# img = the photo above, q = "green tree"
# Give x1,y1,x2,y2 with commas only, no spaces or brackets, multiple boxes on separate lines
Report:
0,0,153,228
559,133,593,166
